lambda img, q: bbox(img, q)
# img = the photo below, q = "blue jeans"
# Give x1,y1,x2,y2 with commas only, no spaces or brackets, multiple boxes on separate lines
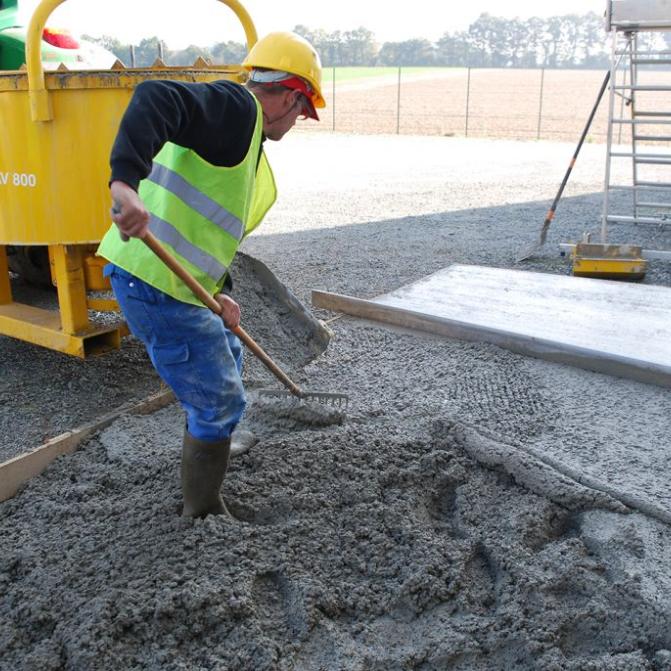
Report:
106,264,245,441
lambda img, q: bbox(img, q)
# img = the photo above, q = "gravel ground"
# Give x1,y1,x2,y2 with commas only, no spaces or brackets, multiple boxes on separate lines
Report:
2,133,671,670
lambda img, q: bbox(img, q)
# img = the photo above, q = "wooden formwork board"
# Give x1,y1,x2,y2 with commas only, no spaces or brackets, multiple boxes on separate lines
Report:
0,389,175,503
313,264,671,389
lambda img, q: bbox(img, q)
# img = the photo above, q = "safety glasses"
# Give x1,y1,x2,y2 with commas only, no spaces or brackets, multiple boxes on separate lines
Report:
294,91,313,120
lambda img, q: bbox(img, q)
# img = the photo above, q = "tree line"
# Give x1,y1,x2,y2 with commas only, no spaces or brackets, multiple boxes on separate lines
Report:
85,12,665,69
293,14,612,68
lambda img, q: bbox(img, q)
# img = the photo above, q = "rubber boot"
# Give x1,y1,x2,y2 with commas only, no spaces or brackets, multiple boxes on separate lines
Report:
230,428,258,457
181,432,231,518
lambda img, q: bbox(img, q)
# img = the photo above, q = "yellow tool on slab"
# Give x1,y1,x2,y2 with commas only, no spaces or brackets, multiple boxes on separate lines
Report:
571,242,647,281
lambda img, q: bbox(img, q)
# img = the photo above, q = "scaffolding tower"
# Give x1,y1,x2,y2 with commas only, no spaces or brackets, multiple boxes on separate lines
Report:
602,0,671,252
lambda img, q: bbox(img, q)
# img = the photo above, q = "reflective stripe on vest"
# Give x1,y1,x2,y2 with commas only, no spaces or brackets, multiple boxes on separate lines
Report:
149,213,227,282
147,163,245,242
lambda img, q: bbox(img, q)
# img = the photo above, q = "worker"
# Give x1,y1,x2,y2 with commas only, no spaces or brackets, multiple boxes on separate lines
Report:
97,32,325,518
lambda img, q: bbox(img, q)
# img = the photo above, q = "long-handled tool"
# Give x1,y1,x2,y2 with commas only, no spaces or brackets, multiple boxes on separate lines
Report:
135,229,348,406
516,71,611,263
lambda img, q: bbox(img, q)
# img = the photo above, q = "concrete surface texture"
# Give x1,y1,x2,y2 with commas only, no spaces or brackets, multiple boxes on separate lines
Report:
2,133,671,670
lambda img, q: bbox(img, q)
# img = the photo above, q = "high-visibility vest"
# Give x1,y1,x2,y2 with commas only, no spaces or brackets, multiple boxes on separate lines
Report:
98,95,277,306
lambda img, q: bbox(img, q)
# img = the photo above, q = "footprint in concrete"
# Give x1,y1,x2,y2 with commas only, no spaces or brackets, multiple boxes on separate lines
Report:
290,618,364,671
251,570,309,640
523,506,579,552
557,612,609,659
421,473,467,538
227,496,293,526
416,464,465,538
455,542,498,615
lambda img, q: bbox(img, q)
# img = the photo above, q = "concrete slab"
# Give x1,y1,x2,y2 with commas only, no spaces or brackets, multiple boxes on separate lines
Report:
313,265,671,388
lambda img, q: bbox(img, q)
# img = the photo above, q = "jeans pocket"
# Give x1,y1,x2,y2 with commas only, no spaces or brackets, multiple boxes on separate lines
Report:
152,342,190,366
110,270,161,338
125,279,157,306
150,342,210,409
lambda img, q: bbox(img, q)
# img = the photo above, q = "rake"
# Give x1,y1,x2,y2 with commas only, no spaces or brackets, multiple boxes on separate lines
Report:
116,221,349,407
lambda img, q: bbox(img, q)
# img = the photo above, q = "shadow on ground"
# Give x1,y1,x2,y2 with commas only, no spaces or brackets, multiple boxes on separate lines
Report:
2,191,669,460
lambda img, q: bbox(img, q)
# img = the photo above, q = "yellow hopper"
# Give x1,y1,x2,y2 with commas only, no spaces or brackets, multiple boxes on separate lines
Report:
0,0,257,357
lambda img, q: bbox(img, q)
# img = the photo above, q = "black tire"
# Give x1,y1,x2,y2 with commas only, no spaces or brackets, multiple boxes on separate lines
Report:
7,246,53,288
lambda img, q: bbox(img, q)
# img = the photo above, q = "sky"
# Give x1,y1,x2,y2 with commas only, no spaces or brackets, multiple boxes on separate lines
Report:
18,0,609,49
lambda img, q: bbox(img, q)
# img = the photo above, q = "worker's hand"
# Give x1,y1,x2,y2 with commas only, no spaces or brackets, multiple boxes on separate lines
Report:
110,180,150,242
214,293,241,329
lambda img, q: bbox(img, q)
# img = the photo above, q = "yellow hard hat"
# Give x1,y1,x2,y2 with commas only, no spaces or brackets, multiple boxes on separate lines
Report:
242,32,325,109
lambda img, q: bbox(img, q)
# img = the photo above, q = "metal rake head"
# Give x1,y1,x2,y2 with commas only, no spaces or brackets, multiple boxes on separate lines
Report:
258,388,349,408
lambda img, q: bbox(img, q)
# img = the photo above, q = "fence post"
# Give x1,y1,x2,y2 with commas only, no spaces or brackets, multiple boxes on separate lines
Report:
537,68,545,140
396,66,402,134
332,66,336,132
465,67,471,137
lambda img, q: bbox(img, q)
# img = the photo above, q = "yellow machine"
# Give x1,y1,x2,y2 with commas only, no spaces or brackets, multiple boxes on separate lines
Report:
0,0,258,357
571,242,648,281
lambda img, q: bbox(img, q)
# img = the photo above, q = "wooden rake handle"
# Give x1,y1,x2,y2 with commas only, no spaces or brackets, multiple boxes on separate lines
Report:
141,231,303,398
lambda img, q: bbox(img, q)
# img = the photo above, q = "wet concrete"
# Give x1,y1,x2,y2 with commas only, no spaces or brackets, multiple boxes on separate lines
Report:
0,251,329,463
2,134,671,669
2,324,671,670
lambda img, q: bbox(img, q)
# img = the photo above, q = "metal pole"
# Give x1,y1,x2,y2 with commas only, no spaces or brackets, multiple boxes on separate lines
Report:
618,64,626,143
129,45,136,68
601,32,619,243
537,68,545,140
465,67,471,137
332,65,336,132
396,66,401,134
629,33,639,223
158,41,164,61
517,69,612,260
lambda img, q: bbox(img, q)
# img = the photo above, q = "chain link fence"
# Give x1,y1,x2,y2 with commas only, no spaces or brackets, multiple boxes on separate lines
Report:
297,66,671,144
